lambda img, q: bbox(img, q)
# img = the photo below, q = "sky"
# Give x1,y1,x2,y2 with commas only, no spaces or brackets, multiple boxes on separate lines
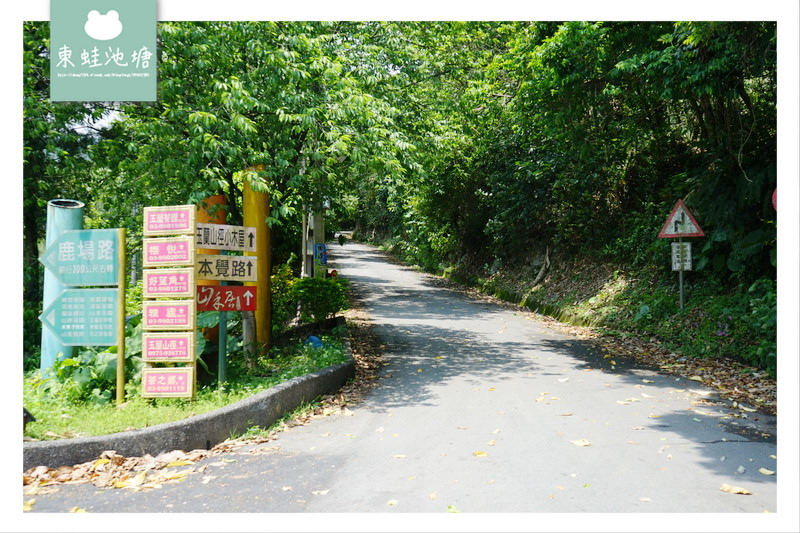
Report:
5,2,799,532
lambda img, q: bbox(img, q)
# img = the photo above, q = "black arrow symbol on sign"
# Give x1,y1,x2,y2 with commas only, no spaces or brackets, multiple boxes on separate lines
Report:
248,232,255,249
674,212,685,233
247,261,253,277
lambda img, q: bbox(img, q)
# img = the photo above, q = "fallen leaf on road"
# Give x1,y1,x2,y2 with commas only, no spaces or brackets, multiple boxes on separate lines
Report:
560,413,574,416
558,378,569,383
487,440,496,446
758,468,775,476
571,439,591,447
167,460,193,467
429,492,438,500
473,451,488,457
282,485,292,491
387,499,398,506
312,489,330,495
643,379,654,383
720,483,752,495
447,505,460,513
23,499,35,512
68,506,87,513
392,455,407,459
639,497,652,502
689,376,704,382
202,476,217,485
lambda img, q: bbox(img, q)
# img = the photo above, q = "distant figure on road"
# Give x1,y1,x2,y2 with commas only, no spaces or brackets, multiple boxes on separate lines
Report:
338,233,346,246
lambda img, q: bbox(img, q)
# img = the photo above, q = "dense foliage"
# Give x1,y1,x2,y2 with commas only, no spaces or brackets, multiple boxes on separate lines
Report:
23,21,777,374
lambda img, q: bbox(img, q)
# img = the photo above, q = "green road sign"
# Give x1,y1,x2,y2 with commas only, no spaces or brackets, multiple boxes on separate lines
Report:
39,288,119,346
39,229,119,286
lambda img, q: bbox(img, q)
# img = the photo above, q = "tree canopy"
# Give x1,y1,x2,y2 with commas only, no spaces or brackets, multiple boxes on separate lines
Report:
23,20,777,367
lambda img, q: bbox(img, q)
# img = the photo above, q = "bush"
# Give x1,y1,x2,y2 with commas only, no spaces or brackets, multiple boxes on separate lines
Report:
292,276,349,324
270,260,300,335
742,278,777,374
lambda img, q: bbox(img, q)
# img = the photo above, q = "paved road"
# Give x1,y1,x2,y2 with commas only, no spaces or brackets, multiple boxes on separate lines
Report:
25,242,778,521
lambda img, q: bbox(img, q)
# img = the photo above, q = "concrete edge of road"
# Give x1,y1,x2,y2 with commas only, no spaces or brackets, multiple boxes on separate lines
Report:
23,318,356,471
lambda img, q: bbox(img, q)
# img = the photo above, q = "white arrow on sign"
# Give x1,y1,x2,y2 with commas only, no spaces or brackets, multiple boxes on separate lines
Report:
243,289,255,307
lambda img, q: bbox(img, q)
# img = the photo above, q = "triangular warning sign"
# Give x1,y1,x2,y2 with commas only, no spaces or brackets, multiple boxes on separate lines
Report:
658,199,705,238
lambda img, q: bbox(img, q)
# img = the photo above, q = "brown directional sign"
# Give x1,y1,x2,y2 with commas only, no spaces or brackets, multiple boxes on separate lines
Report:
195,254,257,282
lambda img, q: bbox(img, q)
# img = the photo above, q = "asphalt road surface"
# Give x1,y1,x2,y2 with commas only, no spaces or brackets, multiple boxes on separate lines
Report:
23,241,781,528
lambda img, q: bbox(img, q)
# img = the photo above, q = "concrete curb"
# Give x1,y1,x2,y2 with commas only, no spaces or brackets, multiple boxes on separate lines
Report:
23,319,355,470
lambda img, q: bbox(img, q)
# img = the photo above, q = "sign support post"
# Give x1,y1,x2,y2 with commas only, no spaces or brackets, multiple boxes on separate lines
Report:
116,228,127,405
678,237,685,310
218,251,228,385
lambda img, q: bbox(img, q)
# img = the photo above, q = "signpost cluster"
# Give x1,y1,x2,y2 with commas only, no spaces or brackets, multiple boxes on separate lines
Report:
142,205,198,398
142,204,260,396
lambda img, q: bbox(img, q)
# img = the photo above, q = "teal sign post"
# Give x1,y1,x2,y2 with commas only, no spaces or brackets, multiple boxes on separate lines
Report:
39,288,119,346
39,229,120,286
38,226,128,404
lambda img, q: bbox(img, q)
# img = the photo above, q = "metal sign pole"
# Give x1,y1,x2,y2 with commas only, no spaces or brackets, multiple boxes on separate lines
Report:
218,250,228,385
678,237,685,310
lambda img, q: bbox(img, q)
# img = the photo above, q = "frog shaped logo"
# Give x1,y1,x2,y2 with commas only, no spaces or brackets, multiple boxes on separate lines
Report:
84,10,123,41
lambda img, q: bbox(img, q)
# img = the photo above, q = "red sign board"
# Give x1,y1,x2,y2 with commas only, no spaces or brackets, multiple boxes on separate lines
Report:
196,285,257,312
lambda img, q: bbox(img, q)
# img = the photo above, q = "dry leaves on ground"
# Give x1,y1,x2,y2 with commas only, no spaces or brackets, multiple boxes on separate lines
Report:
540,318,776,416
24,286,387,494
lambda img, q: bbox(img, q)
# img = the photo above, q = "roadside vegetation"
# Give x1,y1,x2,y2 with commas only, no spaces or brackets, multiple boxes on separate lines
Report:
23,268,349,440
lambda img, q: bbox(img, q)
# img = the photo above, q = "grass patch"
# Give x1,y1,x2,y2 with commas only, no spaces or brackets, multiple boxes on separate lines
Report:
24,334,349,441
